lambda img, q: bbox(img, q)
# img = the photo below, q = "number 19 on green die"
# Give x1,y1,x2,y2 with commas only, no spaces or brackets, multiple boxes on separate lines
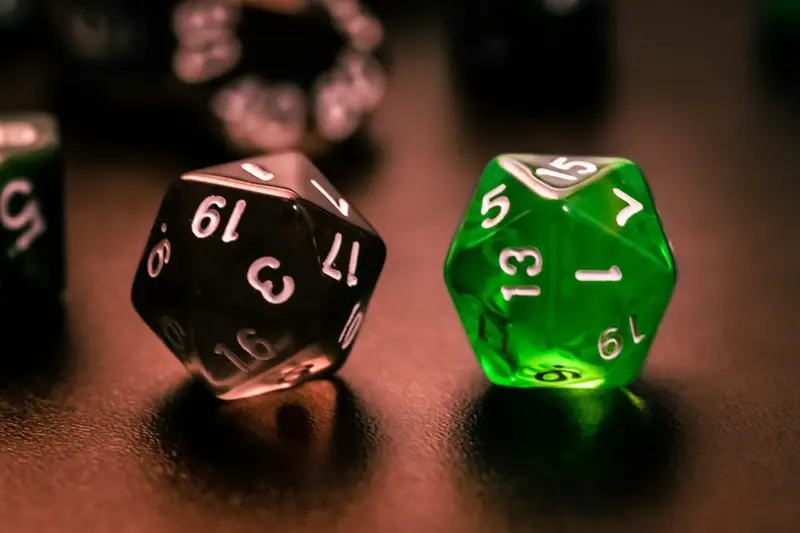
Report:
443,154,677,389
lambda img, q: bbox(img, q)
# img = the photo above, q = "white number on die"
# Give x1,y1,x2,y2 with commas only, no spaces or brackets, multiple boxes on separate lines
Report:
597,316,646,361
215,327,276,372
0,178,47,258
575,266,622,282
612,188,643,227
629,316,646,344
322,232,360,287
481,184,510,229
535,157,598,183
147,223,171,278
310,179,349,217
247,256,295,305
598,327,623,360
339,301,365,350
498,247,543,301
191,195,246,242
241,162,274,181
160,315,187,354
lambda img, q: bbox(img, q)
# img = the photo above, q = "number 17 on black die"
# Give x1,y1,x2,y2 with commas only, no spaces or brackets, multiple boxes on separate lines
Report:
131,152,386,400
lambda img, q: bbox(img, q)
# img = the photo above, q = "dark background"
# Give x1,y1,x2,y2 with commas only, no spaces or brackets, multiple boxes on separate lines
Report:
1,1,799,532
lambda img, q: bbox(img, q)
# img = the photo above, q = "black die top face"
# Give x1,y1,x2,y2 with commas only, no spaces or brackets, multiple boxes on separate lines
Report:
0,114,63,301
194,152,376,233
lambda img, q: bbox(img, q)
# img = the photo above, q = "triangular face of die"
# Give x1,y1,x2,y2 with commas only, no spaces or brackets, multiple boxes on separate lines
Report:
187,152,375,234
497,154,626,199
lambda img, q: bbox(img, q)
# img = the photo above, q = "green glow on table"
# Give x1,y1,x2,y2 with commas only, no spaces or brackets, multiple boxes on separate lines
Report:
444,155,676,389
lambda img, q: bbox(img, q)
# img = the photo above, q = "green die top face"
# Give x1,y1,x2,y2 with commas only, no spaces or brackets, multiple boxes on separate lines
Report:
0,114,64,297
444,154,677,389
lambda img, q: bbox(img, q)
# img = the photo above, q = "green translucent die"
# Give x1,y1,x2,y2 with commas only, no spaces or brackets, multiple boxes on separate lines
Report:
0,115,63,298
444,154,677,389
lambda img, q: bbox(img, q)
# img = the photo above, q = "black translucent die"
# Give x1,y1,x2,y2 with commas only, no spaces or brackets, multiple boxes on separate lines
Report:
131,152,386,400
0,113,64,323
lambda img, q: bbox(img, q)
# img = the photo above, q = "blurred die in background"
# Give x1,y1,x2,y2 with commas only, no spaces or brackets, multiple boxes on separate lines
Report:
41,0,388,160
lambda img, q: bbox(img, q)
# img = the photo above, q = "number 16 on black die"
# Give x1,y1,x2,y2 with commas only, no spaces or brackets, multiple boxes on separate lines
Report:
131,152,386,400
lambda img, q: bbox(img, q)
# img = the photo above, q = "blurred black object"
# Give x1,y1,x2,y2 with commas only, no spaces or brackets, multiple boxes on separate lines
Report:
0,0,54,111
43,0,387,158
0,0,46,54
444,0,614,114
755,0,800,93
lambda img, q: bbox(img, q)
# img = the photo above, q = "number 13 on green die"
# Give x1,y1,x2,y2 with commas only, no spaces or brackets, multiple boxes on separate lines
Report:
443,154,677,389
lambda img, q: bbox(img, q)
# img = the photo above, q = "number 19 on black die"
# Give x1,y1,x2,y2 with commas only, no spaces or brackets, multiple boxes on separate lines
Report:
131,152,386,400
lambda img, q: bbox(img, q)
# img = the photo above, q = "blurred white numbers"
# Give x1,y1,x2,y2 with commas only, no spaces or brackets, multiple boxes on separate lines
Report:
247,256,295,304
312,50,385,144
335,50,386,112
322,232,360,287
498,247,543,301
575,266,622,282
598,316,645,361
0,122,37,147
172,1,241,83
191,195,246,242
481,184,510,229
215,328,276,372
0,178,46,258
339,301,365,350
310,179,349,217
147,223,171,278
313,74,363,142
160,315,187,354
212,79,307,152
612,188,643,227
535,157,597,183
320,0,384,52
598,327,623,360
